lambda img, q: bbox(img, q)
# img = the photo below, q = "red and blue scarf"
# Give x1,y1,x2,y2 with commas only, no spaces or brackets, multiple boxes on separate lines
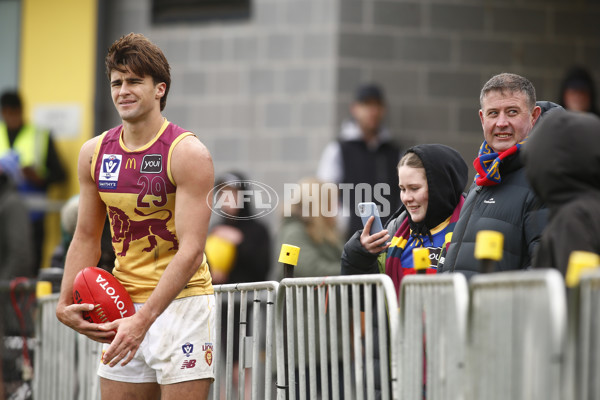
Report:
384,197,464,294
473,138,527,186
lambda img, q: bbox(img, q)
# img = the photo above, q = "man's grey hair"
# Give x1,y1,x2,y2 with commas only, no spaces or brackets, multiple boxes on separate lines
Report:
479,73,537,110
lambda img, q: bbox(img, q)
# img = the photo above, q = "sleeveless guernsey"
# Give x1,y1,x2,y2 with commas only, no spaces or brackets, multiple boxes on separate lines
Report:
91,119,213,302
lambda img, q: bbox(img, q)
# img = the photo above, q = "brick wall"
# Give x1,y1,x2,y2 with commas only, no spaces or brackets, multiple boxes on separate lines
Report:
337,0,600,165
97,0,600,227
98,0,338,203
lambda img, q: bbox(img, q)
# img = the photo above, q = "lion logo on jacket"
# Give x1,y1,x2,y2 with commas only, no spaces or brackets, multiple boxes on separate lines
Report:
108,206,179,257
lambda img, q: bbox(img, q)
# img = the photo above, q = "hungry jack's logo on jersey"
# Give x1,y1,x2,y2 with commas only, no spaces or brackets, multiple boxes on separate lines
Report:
99,154,122,189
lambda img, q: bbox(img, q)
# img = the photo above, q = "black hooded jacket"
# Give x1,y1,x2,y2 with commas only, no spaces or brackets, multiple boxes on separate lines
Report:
522,110,600,275
341,144,468,277
439,101,561,278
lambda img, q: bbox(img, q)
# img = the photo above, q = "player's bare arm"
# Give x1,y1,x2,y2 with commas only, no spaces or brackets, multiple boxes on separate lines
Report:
100,135,214,367
56,136,115,343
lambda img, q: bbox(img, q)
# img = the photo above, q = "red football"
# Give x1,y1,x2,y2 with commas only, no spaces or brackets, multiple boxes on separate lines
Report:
72,267,135,324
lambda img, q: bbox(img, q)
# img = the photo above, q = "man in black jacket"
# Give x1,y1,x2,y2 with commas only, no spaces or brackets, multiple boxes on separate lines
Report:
440,73,559,278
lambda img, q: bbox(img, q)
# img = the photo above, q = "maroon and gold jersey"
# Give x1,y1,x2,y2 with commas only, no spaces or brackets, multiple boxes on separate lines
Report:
91,119,213,302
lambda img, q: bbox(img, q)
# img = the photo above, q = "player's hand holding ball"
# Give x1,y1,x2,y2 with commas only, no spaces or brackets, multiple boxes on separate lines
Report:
69,267,136,342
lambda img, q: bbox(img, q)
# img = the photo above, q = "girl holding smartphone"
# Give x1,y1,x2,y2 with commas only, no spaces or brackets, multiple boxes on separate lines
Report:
341,144,468,294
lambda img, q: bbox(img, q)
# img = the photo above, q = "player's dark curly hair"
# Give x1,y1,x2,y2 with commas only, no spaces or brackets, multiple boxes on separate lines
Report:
105,33,171,111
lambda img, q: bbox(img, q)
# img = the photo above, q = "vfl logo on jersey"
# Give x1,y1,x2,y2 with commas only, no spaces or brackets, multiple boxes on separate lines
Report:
99,154,122,190
182,342,194,357
141,154,162,174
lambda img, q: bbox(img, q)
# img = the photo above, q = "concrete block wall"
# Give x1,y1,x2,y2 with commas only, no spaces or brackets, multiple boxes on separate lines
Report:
337,0,600,167
96,0,600,226
97,0,338,209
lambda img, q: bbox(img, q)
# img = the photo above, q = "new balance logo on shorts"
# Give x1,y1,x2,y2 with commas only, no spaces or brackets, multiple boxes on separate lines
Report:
181,359,197,369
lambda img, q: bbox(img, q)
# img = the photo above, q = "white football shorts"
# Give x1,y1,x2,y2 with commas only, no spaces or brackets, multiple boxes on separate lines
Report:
98,294,216,385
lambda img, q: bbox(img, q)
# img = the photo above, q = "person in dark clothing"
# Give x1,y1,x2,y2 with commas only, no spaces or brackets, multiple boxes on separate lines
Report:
0,91,67,273
0,166,34,280
205,171,271,284
205,171,272,397
522,110,600,275
341,144,468,293
317,83,401,239
440,73,559,278
341,144,467,399
557,66,599,116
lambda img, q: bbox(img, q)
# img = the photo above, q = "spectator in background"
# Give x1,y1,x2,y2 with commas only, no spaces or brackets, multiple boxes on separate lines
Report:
558,66,598,115
0,163,34,398
50,194,115,272
271,177,343,280
0,164,34,281
271,177,344,398
523,110,600,275
341,144,468,399
205,171,272,284
204,172,272,398
341,144,468,294
0,91,67,273
440,73,560,278
317,83,401,239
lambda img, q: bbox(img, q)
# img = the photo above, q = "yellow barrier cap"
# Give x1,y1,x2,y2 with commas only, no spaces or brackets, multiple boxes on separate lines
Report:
204,235,237,273
413,248,430,270
278,244,300,266
36,281,53,298
565,251,600,288
474,230,504,261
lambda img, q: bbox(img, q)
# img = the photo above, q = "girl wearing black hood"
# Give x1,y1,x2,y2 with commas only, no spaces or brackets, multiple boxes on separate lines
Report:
341,144,468,294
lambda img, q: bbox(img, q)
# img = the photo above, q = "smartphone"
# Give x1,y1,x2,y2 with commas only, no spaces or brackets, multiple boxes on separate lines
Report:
358,202,384,235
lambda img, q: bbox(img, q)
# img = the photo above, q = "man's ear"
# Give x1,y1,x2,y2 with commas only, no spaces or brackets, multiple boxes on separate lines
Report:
155,82,166,99
531,106,542,126
479,109,484,126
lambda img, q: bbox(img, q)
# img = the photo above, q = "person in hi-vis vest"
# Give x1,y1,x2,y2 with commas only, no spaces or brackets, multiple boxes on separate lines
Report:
0,91,67,273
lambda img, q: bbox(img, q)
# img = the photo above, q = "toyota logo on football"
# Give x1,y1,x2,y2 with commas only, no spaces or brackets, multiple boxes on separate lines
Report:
207,180,279,220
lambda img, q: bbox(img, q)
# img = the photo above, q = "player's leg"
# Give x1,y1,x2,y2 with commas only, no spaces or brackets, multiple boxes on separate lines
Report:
160,378,212,400
151,296,216,398
98,304,158,399
100,378,160,400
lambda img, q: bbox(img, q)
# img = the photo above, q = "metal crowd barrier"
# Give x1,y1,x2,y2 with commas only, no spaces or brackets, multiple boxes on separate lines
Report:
34,293,101,400
33,293,102,400
1,278,37,400
467,270,566,400
29,269,596,400
571,270,600,400
399,273,469,400
76,334,103,400
211,281,279,400
275,275,399,400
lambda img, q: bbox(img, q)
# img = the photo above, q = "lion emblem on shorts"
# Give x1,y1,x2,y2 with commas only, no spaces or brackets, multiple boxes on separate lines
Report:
108,206,179,257
205,348,213,366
